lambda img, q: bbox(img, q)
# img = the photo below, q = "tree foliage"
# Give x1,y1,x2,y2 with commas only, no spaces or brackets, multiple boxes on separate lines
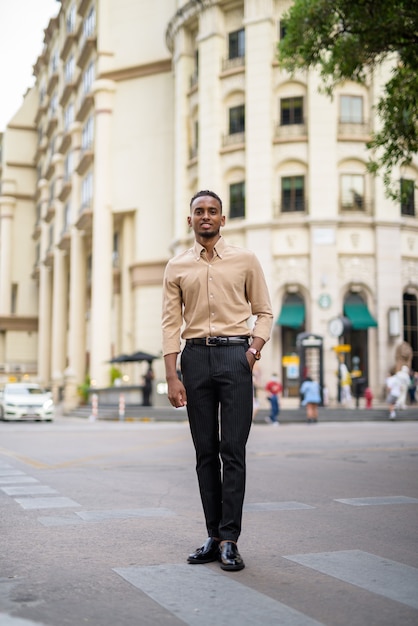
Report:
278,0,418,198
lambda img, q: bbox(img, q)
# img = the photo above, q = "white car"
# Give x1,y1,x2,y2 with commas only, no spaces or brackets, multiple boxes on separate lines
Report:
0,383,54,422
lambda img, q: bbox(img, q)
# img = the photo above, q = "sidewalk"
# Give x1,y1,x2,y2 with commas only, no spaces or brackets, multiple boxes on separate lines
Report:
62,397,417,424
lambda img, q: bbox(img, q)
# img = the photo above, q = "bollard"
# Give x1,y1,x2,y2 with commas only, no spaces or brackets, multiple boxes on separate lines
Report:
118,393,125,421
89,393,98,421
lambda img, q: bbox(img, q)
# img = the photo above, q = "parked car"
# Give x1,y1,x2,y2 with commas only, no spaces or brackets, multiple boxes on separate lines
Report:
0,383,54,422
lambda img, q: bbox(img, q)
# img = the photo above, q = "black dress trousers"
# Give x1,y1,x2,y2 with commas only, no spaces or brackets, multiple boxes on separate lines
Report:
181,342,253,542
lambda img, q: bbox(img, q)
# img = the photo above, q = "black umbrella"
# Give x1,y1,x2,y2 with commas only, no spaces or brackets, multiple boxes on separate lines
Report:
126,350,159,363
110,351,159,363
109,354,131,363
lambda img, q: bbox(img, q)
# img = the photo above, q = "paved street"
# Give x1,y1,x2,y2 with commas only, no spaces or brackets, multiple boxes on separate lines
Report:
1,417,417,625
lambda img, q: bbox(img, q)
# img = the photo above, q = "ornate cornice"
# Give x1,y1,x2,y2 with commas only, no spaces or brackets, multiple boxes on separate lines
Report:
165,0,216,52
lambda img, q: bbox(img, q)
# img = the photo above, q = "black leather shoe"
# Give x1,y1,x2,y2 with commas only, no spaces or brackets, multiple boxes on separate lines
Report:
187,537,220,564
220,541,245,571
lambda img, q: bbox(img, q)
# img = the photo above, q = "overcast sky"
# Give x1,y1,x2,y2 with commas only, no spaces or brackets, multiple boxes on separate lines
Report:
0,0,59,132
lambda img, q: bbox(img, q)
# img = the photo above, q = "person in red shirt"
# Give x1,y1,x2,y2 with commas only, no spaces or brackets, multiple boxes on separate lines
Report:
265,374,282,426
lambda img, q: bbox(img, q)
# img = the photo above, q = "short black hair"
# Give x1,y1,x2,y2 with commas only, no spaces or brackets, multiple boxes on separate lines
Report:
190,190,222,212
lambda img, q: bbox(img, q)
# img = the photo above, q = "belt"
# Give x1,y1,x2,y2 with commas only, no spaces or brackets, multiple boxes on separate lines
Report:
186,336,250,347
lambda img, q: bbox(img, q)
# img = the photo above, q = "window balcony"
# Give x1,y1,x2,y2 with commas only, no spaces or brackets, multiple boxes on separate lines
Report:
46,72,59,97
77,0,91,17
221,132,245,149
76,93,94,123
60,31,77,62
76,149,94,176
44,200,56,223
35,100,49,125
58,227,71,251
58,131,71,155
274,122,308,142
75,202,93,231
221,55,245,73
60,73,80,108
58,179,72,202
77,35,96,69
337,120,371,140
32,220,41,241
45,115,58,139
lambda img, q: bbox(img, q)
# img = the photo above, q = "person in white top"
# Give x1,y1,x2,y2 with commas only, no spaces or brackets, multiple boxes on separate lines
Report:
395,365,411,410
385,368,402,419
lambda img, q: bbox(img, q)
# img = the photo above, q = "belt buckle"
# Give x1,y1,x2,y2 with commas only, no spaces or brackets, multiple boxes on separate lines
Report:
206,337,218,346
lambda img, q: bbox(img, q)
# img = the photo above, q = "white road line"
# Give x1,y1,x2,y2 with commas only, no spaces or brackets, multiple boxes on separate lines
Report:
335,496,418,506
244,501,315,511
284,550,418,610
15,497,80,510
76,508,175,521
0,613,49,626
0,477,38,485
114,564,325,626
1,486,58,496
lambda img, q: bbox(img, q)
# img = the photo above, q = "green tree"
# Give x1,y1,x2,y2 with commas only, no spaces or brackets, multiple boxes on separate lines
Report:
278,0,418,198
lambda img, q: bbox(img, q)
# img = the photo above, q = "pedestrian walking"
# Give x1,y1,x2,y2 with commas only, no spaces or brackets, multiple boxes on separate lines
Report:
162,189,273,571
300,376,321,423
385,367,401,420
395,365,411,410
265,373,282,426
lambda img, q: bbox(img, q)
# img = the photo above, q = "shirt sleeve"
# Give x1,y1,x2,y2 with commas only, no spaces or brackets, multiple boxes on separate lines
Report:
162,261,183,356
246,253,273,342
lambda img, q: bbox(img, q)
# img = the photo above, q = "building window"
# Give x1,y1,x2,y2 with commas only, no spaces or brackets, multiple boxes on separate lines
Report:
280,97,303,125
229,105,245,134
50,91,58,115
228,29,245,59
64,102,74,131
81,171,93,209
63,203,71,232
281,176,305,212
65,55,75,83
64,151,73,181
341,174,364,210
401,178,415,216
229,182,245,219
279,20,288,39
50,49,59,74
340,95,363,123
83,5,96,39
82,60,95,95
81,115,94,151
66,4,76,33
404,293,418,371
11,284,18,315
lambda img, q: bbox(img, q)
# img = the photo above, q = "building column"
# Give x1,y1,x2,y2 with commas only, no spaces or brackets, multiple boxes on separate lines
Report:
244,0,274,222
89,79,116,388
172,28,194,240
0,180,17,314
198,5,224,191
49,155,68,401
37,178,52,385
64,122,87,410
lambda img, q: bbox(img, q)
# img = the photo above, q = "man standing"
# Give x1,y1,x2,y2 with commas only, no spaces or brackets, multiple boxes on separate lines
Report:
162,190,273,571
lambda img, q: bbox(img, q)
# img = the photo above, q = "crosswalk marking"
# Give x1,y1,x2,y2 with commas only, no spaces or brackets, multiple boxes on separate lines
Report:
284,550,418,610
15,496,80,510
335,496,418,506
0,476,38,484
76,508,175,521
1,486,58,496
244,501,314,511
114,564,324,626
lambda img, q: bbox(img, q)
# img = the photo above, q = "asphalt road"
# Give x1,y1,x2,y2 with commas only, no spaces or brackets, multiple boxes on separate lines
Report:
1,417,417,626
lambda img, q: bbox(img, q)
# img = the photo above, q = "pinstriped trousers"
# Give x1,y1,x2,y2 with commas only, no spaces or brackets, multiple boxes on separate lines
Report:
181,342,253,542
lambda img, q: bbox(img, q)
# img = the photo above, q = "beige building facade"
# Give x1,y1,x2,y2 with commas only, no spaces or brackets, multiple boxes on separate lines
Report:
0,0,417,408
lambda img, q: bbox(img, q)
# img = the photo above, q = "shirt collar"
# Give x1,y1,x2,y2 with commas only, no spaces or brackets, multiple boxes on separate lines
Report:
193,236,226,260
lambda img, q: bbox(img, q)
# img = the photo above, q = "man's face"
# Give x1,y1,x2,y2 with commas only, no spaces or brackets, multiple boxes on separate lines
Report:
188,195,225,239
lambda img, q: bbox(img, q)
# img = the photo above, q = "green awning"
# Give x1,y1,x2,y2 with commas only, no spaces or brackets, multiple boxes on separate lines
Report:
276,301,305,328
344,301,377,329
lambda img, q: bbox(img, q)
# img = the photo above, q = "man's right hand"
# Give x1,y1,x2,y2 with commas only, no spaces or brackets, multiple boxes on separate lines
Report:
167,377,187,408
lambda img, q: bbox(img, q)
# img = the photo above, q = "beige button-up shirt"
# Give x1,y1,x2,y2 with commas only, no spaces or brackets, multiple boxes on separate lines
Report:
162,237,273,356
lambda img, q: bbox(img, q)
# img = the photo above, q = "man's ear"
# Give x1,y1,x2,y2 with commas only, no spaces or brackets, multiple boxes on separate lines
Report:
187,215,192,228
